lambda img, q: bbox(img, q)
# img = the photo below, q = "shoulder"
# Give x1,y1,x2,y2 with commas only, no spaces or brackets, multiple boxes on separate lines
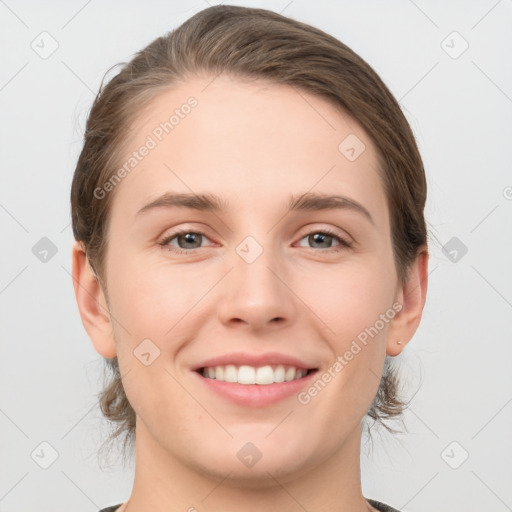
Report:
98,501,400,512
367,498,403,512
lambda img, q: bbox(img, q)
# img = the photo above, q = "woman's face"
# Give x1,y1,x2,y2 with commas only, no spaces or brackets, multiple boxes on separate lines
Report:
84,74,423,482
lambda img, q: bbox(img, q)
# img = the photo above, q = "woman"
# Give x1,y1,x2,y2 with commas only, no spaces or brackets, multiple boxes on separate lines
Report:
71,5,429,511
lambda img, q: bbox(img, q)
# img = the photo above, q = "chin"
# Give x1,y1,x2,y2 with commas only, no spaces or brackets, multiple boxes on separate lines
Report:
183,435,318,487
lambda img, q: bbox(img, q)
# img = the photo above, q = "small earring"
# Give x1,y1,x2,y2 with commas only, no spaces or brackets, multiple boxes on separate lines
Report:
396,340,402,345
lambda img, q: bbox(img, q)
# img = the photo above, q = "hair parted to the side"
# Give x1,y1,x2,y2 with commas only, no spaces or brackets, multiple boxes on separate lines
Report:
71,5,428,462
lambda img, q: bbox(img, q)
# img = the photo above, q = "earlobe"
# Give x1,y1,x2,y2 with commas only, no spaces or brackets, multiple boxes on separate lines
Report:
386,246,429,356
71,241,117,358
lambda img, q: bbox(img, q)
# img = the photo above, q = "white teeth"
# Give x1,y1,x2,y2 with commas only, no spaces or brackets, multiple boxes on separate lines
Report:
274,365,285,383
255,365,274,385
285,367,296,381
224,364,237,383
238,365,256,384
200,364,310,385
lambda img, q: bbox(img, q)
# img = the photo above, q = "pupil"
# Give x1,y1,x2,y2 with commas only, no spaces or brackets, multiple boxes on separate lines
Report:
181,233,200,248
311,233,330,248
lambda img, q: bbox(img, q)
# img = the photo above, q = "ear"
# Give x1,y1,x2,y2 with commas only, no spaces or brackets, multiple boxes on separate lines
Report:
386,245,429,356
71,241,117,358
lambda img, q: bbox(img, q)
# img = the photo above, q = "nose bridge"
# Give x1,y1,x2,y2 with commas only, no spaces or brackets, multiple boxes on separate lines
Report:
235,233,284,299
217,232,295,329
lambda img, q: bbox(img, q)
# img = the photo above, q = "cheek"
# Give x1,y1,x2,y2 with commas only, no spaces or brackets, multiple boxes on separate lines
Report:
294,256,396,346
107,256,199,426
292,257,394,406
108,239,397,359
106,249,206,342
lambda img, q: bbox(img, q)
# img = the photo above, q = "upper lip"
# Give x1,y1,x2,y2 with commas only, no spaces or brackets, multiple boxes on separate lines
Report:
192,352,318,371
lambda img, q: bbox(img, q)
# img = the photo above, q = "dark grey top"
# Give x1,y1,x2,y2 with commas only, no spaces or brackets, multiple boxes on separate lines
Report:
98,498,401,511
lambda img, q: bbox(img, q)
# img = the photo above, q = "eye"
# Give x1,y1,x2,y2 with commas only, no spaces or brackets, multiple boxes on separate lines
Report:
159,227,352,256
159,230,213,254
296,229,352,252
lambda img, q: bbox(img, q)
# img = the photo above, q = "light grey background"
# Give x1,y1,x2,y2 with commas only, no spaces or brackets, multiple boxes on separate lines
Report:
1,1,511,511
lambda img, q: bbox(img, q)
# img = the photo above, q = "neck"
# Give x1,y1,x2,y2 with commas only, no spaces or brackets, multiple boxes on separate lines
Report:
121,419,373,512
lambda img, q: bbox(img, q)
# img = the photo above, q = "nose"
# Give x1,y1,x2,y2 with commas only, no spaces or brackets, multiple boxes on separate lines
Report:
216,240,297,333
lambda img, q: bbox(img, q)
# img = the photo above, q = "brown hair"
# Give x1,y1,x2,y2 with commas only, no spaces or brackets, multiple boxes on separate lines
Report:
71,4,427,459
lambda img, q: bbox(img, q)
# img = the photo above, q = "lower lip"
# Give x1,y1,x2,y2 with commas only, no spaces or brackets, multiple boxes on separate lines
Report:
193,370,318,408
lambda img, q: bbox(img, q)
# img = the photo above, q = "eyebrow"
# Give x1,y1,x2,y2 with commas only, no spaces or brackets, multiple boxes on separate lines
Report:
136,191,375,225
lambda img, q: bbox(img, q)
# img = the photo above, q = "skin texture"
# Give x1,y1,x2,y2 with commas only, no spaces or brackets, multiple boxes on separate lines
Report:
72,74,428,512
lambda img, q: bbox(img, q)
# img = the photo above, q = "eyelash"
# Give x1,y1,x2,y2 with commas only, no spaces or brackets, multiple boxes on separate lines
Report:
158,228,353,255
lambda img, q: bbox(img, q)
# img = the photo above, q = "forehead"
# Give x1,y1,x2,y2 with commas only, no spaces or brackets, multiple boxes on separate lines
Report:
109,74,388,227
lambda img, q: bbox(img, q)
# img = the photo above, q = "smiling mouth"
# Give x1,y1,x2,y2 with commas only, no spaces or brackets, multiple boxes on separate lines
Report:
195,364,318,385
